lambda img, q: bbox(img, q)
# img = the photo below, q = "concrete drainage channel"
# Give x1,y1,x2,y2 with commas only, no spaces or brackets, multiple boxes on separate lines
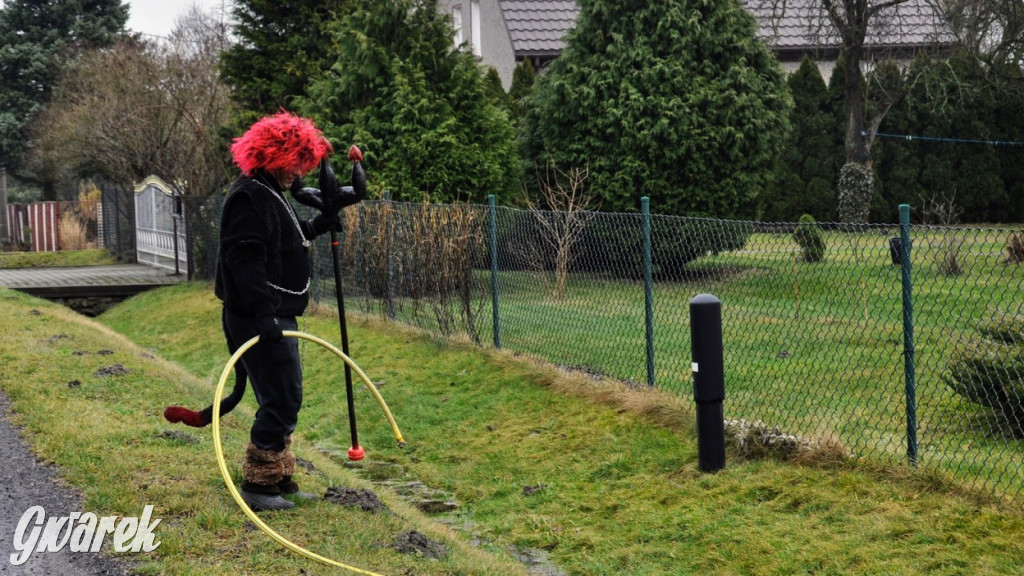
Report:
338,457,568,576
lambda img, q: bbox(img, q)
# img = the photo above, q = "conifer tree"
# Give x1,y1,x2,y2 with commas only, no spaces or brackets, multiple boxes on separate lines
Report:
0,0,128,198
520,0,791,218
766,56,839,221
220,0,351,117
302,0,518,203
508,57,536,122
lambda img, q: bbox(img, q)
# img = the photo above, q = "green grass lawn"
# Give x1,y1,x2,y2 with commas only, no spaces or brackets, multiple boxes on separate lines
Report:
334,226,1024,506
3,280,1021,575
0,248,117,268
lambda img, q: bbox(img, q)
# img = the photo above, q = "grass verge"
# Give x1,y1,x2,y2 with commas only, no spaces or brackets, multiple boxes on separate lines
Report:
2,282,1023,574
0,249,117,268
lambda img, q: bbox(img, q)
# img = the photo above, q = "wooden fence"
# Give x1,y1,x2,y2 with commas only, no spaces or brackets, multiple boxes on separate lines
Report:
5,202,61,251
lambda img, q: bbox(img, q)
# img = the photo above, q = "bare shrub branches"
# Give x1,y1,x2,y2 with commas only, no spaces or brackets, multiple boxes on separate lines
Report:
522,162,598,300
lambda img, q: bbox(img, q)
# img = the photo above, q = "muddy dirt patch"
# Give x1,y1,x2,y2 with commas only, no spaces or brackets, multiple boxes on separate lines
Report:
391,530,448,559
324,486,389,513
94,363,129,376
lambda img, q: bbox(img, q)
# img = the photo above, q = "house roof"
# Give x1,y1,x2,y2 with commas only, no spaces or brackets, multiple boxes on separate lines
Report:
497,0,951,60
498,1,580,57
744,0,953,59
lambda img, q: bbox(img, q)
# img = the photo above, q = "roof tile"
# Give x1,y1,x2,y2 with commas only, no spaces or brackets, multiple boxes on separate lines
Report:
500,1,581,54
498,0,951,56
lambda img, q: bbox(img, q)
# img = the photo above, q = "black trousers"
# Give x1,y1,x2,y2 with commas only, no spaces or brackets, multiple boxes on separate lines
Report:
222,307,302,452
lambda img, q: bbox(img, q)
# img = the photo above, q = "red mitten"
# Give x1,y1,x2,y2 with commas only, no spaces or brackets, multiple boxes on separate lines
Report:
348,145,363,163
164,405,206,427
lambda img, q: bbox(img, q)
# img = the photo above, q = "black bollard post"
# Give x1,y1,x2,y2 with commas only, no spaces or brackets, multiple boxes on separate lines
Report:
690,294,725,472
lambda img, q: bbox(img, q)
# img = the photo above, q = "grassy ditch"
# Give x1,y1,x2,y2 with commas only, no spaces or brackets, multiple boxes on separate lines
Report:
2,281,1024,574
349,226,1024,501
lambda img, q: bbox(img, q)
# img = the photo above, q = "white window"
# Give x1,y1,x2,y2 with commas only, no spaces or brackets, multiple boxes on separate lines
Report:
471,0,481,57
452,5,463,47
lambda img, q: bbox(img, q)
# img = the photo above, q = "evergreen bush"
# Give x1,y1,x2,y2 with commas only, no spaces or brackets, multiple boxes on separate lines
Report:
793,214,825,263
944,314,1024,437
520,0,791,220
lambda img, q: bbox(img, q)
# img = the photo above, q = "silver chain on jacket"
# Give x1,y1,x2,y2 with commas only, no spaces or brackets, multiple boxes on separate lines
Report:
253,179,311,296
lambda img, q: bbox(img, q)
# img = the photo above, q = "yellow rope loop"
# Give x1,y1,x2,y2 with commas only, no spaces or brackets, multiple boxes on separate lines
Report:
212,330,404,575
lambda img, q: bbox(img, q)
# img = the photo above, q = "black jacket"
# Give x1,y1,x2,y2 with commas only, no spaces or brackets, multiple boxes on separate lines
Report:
215,171,321,318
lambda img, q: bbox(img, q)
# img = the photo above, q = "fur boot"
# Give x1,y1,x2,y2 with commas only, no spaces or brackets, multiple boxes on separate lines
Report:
241,442,287,494
276,436,318,500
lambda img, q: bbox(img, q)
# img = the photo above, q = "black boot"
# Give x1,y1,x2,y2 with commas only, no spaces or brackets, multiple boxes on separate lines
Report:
240,442,294,511
278,476,319,501
239,482,295,511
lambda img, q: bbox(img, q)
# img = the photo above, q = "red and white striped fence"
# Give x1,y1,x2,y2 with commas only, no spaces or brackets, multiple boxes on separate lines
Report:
5,202,61,252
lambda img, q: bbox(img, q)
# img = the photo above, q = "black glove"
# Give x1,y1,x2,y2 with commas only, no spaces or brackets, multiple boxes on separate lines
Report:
308,213,343,236
257,315,283,344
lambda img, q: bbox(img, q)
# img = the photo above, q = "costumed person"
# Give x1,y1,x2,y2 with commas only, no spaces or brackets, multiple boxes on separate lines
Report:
164,110,366,511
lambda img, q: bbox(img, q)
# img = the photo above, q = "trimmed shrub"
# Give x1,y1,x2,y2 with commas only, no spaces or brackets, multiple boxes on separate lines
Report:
574,215,752,280
944,314,1024,437
793,214,825,263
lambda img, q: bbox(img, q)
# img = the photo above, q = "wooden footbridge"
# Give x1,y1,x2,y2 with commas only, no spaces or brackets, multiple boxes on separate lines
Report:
0,264,186,301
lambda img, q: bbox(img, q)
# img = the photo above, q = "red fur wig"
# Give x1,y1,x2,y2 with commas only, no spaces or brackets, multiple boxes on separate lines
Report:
229,111,333,176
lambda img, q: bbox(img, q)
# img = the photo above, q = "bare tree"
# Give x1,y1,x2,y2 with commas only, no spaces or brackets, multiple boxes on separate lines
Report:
748,0,948,221
523,161,598,300
27,7,235,196
942,0,1024,67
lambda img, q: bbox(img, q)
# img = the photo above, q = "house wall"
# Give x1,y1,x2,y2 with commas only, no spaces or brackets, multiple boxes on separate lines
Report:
438,0,518,89
780,59,837,82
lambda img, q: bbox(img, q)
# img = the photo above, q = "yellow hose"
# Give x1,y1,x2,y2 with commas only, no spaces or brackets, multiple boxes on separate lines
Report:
211,330,405,575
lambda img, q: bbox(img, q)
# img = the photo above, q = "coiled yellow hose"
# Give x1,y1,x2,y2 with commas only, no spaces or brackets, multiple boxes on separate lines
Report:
211,330,405,575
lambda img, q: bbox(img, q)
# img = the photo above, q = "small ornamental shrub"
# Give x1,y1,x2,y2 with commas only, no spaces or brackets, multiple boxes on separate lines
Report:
944,314,1024,437
793,214,825,263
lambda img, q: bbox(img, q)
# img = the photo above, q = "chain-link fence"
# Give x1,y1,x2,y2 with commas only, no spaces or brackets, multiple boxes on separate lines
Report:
115,191,1024,506
98,185,223,279
181,194,222,280
305,199,1024,507
98,181,137,262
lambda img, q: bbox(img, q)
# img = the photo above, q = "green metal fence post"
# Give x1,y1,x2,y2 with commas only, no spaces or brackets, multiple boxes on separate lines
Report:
384,190,395,319
642,197,655,388
488,195,501,349
900,203,918,466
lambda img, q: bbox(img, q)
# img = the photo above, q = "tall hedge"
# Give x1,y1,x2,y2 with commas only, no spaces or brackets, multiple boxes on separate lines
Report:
301,0,518,203
874,55,1024,223
765,56,841,222
520,0,792,219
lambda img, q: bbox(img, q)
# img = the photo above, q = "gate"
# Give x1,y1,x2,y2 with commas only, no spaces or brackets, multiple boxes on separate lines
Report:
134,176,186,273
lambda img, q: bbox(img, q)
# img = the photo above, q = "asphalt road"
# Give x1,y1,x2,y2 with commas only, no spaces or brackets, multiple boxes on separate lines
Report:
0,391,134,575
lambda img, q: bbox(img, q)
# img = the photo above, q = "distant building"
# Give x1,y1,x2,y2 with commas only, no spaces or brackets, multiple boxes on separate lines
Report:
745,0,953,80
438,0,952,88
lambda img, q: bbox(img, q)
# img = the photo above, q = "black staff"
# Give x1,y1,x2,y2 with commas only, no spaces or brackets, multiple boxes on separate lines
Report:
293,146,367,460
